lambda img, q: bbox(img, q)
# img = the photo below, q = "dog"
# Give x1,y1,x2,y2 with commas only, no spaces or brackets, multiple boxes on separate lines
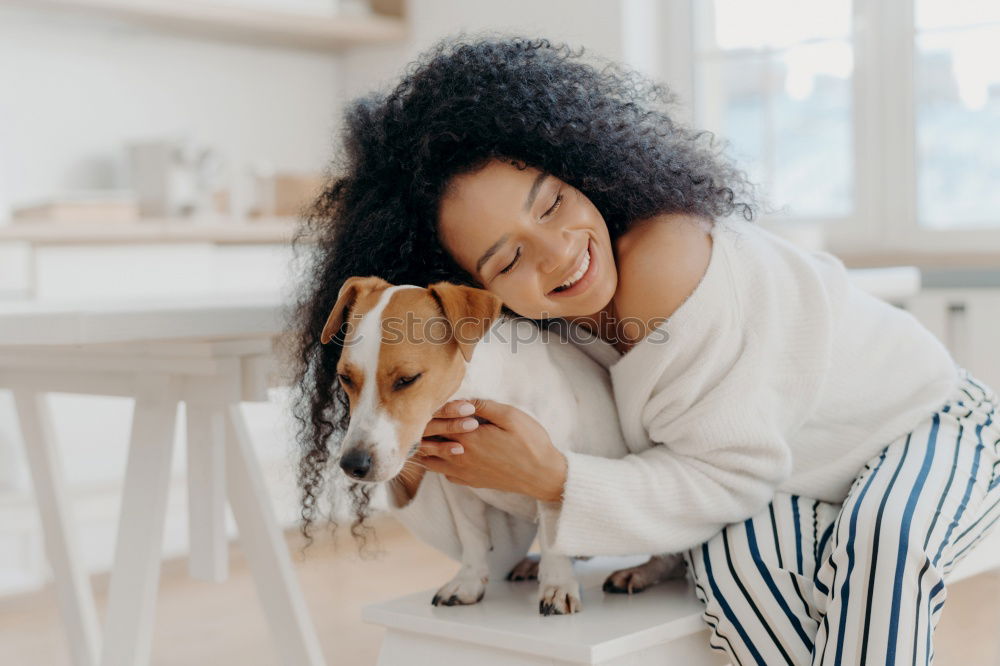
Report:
320,275,684,615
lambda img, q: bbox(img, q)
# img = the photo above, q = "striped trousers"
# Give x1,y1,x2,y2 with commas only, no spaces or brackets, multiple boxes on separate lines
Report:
684,369,1000,666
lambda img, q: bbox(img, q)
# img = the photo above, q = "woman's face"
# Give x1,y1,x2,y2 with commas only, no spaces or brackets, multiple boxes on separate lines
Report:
437,159,617,320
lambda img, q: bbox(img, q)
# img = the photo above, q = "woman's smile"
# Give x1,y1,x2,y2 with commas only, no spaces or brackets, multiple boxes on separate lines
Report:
437,159,618,320
548,237,597,297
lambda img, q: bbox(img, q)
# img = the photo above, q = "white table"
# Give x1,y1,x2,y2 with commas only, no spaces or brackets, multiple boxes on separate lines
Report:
0,293,324,666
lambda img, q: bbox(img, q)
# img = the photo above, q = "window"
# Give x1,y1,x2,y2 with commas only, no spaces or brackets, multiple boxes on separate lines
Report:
692,1,854,220
914,1,1000,230
687,0,1000,252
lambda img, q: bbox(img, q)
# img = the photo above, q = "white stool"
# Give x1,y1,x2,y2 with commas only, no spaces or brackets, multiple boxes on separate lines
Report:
365,527,1000,665
363,555,727,665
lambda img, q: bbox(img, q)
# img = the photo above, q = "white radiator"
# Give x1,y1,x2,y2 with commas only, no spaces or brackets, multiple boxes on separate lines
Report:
905,288,1000,394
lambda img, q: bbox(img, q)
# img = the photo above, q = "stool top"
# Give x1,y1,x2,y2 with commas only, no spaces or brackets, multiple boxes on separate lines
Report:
362,555,708,664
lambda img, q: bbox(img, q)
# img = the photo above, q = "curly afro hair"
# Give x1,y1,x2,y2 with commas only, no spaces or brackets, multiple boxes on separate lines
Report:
284,34,756,545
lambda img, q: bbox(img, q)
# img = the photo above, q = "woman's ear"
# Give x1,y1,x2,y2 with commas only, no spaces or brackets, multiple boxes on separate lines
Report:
427,282,504,362
320,276,391,345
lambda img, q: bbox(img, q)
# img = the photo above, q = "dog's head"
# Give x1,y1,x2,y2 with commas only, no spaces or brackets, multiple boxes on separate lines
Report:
320,276,503,483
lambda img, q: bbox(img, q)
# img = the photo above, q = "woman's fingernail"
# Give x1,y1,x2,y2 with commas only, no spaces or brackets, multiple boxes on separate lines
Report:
458,402,475,416
461,418,478,431
450,445,464,455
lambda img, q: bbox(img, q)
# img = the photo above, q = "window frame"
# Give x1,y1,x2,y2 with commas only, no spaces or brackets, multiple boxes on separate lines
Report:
672,0,1000,257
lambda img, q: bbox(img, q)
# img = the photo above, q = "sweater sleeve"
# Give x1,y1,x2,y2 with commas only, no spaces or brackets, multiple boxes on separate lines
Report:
537,330,798,556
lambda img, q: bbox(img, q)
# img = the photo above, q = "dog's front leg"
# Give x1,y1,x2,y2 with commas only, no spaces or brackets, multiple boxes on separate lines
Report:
536,515,582,615
431,480,492,607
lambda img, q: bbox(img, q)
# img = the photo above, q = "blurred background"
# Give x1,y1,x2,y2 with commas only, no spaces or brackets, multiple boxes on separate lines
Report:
0,0,998,664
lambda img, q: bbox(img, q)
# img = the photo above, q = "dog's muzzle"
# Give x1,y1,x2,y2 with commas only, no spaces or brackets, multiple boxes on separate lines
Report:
340,448,373,480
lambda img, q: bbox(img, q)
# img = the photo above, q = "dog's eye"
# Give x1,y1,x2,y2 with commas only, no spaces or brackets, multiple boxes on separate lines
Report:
393,373,422,391
337,373,353,387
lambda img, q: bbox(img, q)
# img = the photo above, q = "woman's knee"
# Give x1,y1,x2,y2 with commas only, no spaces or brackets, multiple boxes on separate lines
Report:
686,513,821,665
827,492,947,573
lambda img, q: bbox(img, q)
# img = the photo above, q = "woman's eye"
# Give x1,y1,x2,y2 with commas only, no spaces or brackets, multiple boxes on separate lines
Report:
542,193,563,218
393,373,422,390
499,247,521,275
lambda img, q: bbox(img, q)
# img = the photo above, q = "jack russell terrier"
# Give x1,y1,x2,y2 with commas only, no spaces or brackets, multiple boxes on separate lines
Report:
320,275,684,615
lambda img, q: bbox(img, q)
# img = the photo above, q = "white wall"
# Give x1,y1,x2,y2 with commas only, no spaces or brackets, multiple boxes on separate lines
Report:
0,4,342,221
341,0,628,102
337,0,696,149
0,0,671,220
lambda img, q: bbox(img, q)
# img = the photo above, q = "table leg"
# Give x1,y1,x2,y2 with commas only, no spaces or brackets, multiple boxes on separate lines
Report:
225,403,325,666
185,402,228,582
100,381,179,666
12,390,100,666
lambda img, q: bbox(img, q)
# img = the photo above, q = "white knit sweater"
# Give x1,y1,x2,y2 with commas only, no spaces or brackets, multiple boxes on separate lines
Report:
534,218,960,556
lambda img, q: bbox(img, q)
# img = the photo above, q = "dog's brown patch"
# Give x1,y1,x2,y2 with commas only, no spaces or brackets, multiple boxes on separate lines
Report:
325,281,500,464
374,287,468,452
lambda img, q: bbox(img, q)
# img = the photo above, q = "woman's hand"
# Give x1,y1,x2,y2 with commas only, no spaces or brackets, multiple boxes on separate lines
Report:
419,399,568,503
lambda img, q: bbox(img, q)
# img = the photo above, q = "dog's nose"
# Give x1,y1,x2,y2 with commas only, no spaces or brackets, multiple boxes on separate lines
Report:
340,448,373,480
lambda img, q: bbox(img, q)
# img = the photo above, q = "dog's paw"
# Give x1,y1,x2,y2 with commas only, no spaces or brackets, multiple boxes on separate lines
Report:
603,554,686,594
506,555,539,581
431,574,487,607
602,565,657,595
537,580,582,615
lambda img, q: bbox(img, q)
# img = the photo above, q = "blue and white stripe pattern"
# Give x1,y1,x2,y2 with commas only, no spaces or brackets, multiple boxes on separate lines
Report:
684,368,1000,665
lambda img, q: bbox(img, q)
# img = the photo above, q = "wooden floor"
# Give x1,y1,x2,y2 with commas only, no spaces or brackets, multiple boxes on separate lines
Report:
1,515,999,665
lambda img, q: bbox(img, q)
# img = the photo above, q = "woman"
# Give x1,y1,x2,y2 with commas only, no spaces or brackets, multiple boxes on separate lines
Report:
288,36,1000,665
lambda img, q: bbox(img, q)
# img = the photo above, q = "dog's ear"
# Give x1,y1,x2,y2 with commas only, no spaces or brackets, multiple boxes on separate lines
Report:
427,282,503,362
320,276,391,345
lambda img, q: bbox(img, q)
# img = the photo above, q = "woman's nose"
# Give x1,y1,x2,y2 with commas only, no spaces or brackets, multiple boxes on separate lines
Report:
537,232,575,275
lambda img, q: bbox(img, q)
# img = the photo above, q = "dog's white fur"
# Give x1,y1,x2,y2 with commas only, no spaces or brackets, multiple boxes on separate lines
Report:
336,284,682,614
338,285,417,482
